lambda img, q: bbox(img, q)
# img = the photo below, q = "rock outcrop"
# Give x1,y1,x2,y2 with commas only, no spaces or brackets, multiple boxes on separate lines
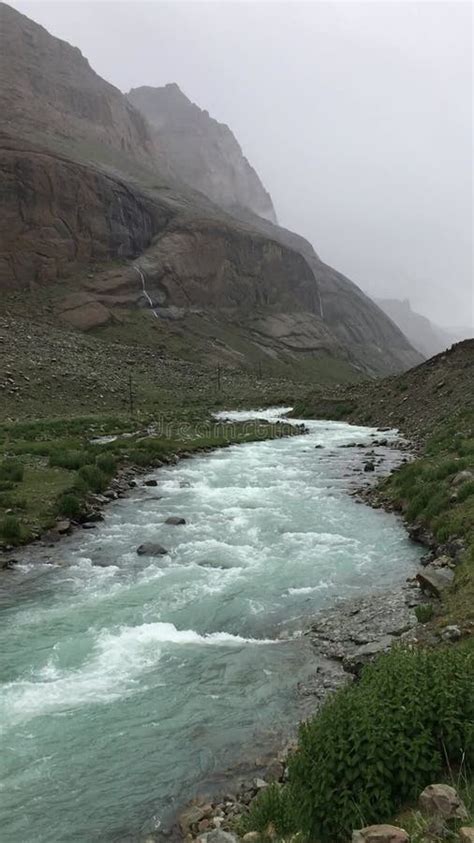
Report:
0,2,423,377
128,83,277,223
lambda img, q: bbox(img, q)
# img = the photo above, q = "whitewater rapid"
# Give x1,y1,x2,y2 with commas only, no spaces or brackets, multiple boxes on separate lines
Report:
0,409,421,842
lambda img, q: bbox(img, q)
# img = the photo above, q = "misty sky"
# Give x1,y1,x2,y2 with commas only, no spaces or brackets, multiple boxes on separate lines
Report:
10,0,473,328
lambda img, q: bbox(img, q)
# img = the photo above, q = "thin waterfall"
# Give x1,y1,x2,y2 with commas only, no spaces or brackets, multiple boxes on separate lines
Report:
134,265,159,319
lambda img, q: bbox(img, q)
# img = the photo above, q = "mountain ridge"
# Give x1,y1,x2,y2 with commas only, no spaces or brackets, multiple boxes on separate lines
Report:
0,2,422,378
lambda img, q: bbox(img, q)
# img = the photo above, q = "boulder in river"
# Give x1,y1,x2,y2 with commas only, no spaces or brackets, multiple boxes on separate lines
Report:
165,516,186,525
364,461,375,472
136,542,168,556
143,479,158,487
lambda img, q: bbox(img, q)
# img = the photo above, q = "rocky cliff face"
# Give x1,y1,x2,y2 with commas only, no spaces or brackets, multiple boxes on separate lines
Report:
128,84,277,223
0,2,422,377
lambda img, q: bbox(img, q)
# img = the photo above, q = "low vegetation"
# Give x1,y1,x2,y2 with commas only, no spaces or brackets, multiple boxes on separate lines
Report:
0,410,301,547
241,644,474,842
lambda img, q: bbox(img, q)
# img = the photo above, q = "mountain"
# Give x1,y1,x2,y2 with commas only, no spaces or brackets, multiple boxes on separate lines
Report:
0,2,422,379
128,84,277,223
374,298,472,359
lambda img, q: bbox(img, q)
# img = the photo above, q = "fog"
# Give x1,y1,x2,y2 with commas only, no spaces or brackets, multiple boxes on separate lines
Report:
9,0,473,329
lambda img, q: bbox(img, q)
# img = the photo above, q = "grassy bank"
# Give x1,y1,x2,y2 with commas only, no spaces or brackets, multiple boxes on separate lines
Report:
0,411,301,548
379,409,474,626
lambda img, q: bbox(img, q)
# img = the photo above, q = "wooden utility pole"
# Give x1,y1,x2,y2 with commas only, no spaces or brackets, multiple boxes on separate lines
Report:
128,372,134,417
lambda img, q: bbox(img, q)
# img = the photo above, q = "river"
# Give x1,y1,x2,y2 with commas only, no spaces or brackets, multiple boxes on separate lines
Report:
0,409,422,842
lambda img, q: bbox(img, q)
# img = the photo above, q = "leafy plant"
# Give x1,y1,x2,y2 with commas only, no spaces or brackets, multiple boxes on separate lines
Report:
245,646,474,843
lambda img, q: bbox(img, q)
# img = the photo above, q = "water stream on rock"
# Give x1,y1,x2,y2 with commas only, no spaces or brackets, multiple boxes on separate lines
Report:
0,409,422,842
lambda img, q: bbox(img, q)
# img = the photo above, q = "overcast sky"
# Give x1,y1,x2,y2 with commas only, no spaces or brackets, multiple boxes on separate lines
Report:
10,0,473,328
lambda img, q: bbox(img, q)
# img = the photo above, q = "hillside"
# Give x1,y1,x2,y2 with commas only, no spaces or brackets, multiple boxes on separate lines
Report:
0,2,422,379
375,297,472,358
294,339,474,443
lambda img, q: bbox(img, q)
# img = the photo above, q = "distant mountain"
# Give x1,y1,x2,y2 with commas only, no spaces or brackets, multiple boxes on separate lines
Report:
0,2,422,377
374,299,473,359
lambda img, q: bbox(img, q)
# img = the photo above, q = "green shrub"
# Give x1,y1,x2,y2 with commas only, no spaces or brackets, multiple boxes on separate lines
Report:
0,480,14,492
0,460,24,483
415,603,434,623
246,646,474,843
95,453,117,476
0,514,22,542
57,493,83,519
78,465,108,493
49,450,90,471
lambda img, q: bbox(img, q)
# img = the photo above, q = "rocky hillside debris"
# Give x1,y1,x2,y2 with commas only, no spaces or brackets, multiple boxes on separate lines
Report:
352,826,409,843
419,784,469,821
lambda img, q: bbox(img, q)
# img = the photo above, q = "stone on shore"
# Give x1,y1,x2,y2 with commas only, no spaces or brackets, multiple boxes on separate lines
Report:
451,469,474,486
55,519,72,534
179,802,213,834
136,542,168,556
352,825,408,843
197,831,240,843
416,568,454,598
419,783,468,820
343,635,394,674
459,829,474,842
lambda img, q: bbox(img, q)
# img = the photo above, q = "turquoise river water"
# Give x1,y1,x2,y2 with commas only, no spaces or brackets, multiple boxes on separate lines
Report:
0,409,422,842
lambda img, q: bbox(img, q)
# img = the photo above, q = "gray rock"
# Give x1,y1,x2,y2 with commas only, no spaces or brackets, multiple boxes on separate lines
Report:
165,516,186,525
343,635,394,674
352,826,409,843
364,461,375,472
419,783,468,820
416,568,454,598
440,624,462,642
451,470,474,487
136,542,168,556
55,519,71,534
143,479,158,487
199,832,240,843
